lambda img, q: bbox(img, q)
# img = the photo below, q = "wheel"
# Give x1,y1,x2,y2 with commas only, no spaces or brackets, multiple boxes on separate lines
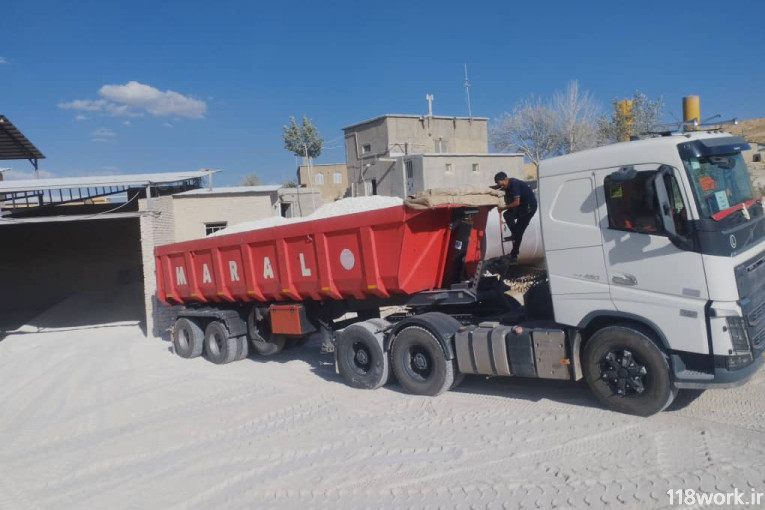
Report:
582,325,677,417
235,335,249,361
391,326,456,396
173,317,204,359
204,321,239,365
336,321,389,390
247,307,286,355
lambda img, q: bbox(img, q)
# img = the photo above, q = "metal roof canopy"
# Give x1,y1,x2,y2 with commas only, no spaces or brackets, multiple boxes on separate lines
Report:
0,170,215,193
0,115,45,177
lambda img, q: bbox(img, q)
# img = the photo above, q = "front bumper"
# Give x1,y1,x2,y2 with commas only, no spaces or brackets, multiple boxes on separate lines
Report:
673,349,764,390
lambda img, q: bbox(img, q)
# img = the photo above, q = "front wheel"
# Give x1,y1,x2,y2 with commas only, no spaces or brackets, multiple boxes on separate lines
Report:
583,325,677,417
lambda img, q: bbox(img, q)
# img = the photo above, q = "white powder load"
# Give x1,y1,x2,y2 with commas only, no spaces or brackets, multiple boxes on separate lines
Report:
212,195,404,236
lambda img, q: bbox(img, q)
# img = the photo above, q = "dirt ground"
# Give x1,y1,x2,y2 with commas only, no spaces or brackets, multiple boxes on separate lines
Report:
1,297,765,510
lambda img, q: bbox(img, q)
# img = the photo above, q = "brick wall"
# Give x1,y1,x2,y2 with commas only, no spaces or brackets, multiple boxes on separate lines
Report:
139,195,178,339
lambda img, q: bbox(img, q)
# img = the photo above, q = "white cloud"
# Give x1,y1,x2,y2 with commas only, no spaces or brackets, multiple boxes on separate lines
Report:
99,81,206,118
163,122,173,128
0,57,7,64
92,128,116,138
59,99,108,111
58,81,205,119
122,120,131,126
75,114,88,121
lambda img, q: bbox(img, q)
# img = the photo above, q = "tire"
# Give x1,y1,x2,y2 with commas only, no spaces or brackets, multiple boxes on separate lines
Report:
247,307,286,356
234,335,249,361
582,325,677,417
336,321,390,390
204,321,239,365
173,317,204,359
391,326,456,396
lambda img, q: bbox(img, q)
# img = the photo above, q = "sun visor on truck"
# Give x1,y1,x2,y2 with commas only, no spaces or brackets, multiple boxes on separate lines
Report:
678,136,750,158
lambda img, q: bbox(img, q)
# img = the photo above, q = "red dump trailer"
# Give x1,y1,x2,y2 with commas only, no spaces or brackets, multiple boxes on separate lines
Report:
156,204,487,306
156,202,568,401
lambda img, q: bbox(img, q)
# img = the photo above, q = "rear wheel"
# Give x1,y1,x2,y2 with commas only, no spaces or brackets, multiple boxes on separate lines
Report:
336,320,389,390
247,307,286,355
204,321,239,365
391,326,455,396
583,325,676,416
173,317,204,359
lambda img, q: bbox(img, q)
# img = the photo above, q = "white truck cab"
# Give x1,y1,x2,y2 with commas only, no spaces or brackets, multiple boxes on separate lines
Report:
539,130,764,414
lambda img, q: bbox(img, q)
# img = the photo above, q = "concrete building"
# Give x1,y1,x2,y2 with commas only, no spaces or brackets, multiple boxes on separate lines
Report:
297,163,348,201
343,114,523,197
171,185,282,241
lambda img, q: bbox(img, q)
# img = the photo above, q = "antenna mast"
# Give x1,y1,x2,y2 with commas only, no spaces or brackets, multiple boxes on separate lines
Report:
463,64,472,118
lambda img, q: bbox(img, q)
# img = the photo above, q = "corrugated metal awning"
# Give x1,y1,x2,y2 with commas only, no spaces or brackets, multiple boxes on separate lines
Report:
0,170,215,193
0,115,45,161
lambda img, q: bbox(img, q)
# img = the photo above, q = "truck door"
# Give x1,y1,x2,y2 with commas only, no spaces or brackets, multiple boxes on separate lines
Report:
594,165,709,355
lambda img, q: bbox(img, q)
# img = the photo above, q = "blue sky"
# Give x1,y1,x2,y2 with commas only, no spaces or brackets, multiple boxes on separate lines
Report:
1,0,762,185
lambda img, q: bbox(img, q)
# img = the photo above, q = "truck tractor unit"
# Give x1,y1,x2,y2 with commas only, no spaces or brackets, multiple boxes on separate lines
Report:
156,130,764,416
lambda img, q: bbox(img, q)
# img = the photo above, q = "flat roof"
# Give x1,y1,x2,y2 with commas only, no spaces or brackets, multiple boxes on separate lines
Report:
0,115,45,161
175,185,282,196
405,152,524,158
0,170,214,193
343,114,489,131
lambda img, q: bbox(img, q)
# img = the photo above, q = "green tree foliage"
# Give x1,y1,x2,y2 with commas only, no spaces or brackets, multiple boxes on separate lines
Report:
282,115,323,159
240,172,261,186
597,91,664,143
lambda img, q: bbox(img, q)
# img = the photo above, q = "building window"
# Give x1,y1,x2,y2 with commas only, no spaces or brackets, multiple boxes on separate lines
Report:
314,173,324,185
333,171,342,184
445,163,453,173
362,144,372,154
435,139,448,153
205,222,228,236
472,163,480,173
405,160,414,179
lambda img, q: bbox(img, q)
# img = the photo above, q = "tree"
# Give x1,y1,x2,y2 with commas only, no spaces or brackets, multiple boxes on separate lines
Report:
240,172,261,186
282,115,323,161
490,96,561,172
554,80,600,153
282,179,299,188
597,91,664,143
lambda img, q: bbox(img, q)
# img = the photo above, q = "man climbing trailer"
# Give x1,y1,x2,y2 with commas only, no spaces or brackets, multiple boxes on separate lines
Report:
493,171,538,263
157,130,764,416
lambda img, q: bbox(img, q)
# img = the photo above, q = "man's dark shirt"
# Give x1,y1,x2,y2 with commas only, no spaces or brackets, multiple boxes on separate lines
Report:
504,178,537,209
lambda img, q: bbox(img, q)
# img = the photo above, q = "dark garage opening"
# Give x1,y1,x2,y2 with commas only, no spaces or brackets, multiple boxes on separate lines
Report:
0,218,144,338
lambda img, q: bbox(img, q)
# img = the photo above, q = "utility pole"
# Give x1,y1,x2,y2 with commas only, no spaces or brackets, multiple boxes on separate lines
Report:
464,64,472,119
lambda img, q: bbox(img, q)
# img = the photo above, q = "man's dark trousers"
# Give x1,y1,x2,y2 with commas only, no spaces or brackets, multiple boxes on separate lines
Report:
503,202,537,258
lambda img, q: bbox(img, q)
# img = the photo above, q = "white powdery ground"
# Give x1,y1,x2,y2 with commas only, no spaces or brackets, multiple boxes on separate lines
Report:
212,196,404,236
1,293,765,510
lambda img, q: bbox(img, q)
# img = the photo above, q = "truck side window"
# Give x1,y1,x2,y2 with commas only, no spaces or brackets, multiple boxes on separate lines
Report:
604,171,661,234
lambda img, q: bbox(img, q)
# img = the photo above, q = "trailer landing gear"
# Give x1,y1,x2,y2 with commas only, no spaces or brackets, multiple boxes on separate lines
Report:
247,307,286,356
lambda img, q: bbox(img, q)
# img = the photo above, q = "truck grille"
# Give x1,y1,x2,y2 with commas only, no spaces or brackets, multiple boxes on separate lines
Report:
748,300,765,326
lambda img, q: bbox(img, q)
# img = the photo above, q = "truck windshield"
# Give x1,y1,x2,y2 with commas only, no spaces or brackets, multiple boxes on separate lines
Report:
680,151,755,218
